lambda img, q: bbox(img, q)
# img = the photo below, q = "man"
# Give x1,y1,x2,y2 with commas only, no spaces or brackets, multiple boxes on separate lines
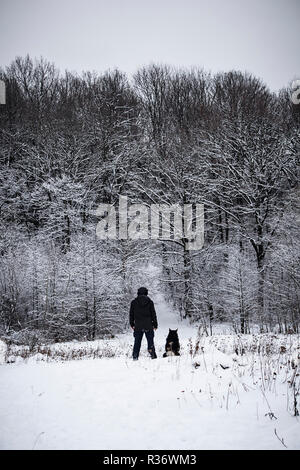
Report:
129,287,158,360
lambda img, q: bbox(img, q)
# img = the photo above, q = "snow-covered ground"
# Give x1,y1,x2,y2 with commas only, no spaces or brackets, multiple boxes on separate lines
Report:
0,287,299,450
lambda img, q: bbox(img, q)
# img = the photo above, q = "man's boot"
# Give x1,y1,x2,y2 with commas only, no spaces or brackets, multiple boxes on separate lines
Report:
148,348,157,359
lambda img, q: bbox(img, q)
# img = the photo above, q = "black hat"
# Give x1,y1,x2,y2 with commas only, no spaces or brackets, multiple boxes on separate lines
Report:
137,287,148,296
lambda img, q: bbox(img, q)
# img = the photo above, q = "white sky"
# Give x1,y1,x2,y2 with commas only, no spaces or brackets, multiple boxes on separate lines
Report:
0,0,299,92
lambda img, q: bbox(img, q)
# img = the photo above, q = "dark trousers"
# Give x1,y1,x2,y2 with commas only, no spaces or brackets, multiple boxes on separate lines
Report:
133,329,156,359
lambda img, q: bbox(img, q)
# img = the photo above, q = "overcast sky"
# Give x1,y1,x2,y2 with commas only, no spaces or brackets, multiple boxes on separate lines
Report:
0,0,299,92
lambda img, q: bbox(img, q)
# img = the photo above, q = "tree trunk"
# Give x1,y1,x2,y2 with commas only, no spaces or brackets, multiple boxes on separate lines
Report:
183,241,192,319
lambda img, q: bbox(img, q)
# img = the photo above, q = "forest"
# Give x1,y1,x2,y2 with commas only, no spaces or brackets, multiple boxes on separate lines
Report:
0,55,299,345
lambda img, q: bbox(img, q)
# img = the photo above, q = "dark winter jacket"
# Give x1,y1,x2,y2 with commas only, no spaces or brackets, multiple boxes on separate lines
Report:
129,294,158,331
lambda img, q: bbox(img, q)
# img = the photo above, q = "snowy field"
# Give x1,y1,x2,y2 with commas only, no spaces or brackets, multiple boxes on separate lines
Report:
0,293,299,450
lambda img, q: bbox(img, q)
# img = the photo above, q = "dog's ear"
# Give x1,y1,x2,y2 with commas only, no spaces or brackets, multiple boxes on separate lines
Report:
176,329,178,332
169,328,171,331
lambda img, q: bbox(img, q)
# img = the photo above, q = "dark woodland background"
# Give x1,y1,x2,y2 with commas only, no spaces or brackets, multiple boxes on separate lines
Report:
0,56,299,345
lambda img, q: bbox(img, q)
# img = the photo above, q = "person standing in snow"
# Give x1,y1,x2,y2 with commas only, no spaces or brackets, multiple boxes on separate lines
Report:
129,287,158,360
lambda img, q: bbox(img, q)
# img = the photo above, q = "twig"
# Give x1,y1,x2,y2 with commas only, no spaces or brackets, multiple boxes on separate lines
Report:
274,428,288,448
32,431,45,450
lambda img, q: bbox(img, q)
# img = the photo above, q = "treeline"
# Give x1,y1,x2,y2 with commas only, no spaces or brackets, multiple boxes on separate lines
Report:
0,55,299,344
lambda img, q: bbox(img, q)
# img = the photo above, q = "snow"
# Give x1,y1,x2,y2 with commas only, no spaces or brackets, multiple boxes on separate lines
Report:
0,291,299,450
0,340,6,363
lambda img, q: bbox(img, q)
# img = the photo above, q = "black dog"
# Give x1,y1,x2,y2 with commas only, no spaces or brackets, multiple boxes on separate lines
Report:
163,329,180,357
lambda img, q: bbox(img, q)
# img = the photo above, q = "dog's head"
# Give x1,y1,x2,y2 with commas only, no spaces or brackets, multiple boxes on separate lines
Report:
168,328,179,340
